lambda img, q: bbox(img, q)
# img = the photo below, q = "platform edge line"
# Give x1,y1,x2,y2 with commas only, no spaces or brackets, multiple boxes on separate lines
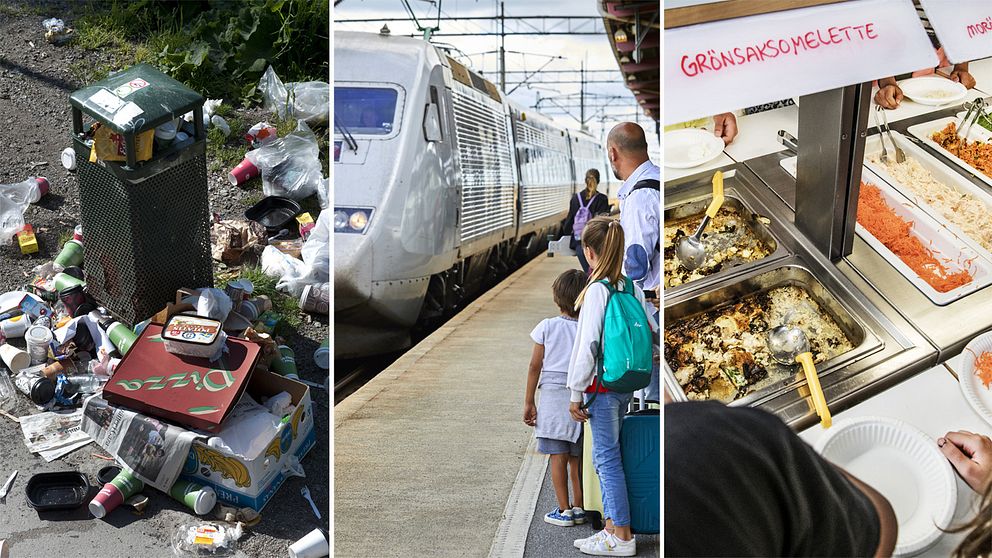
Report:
488,436,548,558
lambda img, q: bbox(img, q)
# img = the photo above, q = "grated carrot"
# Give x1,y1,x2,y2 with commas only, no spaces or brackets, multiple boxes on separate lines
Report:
966,348,992,389
857,181,973,293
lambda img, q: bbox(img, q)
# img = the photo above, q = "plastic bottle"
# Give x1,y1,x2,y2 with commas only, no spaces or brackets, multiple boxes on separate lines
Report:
66,373,106,395
0,177,49,240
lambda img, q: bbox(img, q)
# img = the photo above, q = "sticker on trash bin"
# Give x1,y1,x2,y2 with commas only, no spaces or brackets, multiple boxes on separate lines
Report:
112,78,149,98
112,102,145,127
87,88,124,114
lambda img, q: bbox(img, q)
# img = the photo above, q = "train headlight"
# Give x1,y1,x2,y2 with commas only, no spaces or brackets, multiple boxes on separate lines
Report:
348,210,368,231
334,207,374,234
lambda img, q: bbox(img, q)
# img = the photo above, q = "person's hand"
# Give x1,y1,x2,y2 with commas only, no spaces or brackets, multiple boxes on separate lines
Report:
874,84,903,109
569,401,589,423
523,402,537,427
712,112,738,145
950,69,977,90
938,430,992,493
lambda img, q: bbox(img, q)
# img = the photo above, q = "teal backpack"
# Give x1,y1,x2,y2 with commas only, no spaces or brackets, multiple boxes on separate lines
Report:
583,278,654,407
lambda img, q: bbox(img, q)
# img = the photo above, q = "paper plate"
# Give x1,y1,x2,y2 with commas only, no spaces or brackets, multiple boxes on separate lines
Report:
959,332,992,427
664,128,724,169
898,77,967,106
816,417,957,557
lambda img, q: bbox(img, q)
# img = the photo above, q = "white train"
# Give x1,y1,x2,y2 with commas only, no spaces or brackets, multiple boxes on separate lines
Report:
334,31,615,358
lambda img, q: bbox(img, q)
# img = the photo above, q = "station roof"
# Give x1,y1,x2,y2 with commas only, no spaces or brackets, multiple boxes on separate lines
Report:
599,1,660,122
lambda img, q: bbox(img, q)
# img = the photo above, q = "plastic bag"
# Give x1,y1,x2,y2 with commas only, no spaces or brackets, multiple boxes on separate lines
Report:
259,211,329,297
244,120,323,202
206,395,281,459
196,288,234,323
258,66,329,126
172,521,243,557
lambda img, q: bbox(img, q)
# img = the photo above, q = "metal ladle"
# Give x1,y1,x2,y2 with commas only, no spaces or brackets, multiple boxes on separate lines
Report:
767,325,832,428
676,170,725,270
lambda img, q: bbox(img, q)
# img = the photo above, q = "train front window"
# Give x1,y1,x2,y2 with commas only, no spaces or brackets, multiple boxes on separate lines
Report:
334,87,398,135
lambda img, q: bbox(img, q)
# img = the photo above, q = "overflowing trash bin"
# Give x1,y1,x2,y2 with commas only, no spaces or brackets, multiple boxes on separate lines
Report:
69,64,214,325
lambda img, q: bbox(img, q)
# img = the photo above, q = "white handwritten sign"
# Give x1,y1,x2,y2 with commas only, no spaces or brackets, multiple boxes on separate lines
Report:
919,0,992,64
665,0,937,125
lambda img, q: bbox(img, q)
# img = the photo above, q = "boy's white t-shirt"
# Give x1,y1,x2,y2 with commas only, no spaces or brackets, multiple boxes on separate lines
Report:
530,316,578,376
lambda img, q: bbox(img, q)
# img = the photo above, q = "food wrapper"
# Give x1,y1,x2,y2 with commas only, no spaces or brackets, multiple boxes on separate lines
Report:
89,125,154,163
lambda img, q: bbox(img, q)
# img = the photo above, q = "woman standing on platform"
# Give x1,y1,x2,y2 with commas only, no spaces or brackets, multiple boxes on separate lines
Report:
563,169,610,274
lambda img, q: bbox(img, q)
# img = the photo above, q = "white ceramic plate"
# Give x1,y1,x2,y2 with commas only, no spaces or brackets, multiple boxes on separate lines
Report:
816,416,957,557
959,332,992,427
664,128,725,169
898,77,967,106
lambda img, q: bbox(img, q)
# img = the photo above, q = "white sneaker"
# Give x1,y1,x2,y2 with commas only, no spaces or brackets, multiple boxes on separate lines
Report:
580,532,636,556
573,529,610,549
571,507,587,524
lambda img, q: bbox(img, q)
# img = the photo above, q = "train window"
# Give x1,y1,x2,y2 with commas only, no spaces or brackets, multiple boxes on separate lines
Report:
334,87,399,135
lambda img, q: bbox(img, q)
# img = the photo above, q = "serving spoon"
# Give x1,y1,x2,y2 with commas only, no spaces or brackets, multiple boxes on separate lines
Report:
768,325,832,428
676,170,725,270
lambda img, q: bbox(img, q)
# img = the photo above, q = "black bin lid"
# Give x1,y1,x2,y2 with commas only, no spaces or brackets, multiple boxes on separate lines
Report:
69,63,204,136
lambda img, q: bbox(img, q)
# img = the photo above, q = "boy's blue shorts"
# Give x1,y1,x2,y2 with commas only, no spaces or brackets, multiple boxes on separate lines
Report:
536,435,582,457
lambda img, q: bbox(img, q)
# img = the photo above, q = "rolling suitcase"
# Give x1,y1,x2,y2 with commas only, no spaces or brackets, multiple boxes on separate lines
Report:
621,399,660,535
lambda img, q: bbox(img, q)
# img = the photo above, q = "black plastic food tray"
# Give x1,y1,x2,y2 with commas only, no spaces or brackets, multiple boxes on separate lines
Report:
26,472,90,511
244,196,301,233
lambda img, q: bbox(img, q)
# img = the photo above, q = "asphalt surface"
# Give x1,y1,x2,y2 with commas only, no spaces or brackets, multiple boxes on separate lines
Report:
525,463,660,557
0,5,328,557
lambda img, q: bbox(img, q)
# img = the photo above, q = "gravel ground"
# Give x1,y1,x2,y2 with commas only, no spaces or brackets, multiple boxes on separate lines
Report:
0,5,329,558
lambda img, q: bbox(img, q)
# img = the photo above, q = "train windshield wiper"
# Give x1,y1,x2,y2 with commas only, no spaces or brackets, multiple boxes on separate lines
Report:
335,116,359,153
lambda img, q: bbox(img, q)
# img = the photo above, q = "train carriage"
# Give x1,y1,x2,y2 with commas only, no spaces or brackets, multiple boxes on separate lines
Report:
334,30,612,358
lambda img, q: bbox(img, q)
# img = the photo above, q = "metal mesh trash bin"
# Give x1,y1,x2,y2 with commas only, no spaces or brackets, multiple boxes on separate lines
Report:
69,64,213,325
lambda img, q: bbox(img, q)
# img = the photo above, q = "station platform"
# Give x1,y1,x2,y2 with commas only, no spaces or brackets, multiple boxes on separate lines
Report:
334,254,659,557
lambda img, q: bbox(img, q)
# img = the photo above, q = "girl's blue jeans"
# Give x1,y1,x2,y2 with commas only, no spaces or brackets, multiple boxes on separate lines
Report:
585,390,632,527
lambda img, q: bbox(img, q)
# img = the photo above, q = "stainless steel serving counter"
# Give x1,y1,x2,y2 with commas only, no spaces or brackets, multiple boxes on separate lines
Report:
664,164,938,430
743,103,992,361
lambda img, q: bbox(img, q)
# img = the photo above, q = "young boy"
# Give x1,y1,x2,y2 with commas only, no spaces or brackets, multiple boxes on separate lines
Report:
524,269,587,527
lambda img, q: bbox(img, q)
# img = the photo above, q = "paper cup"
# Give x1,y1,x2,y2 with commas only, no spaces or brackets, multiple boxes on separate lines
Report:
228,158,259,186
106,322,137,355
170,480,217,515
53,272,85,291
271,345,298,379
313,340,329,370
288,528,329,558
0,315,31,338
54,239,84,267
25,325,52,365
72,225,83,242
89,482,124,519
61,147,77,171
0,344,29,373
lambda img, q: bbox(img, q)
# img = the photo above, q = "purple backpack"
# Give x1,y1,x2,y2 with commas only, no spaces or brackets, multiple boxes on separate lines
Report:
572,193,593,238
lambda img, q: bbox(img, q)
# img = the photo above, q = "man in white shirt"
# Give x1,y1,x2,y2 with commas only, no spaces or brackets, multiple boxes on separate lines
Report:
606,123,661,402
607,123,660,293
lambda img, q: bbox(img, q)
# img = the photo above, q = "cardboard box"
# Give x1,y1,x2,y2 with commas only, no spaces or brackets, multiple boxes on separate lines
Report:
178,368,315,511
103,323,261,432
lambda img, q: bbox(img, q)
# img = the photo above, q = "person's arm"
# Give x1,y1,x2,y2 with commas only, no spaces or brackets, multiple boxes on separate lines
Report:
712,112,738,145
566,285,607,404
950,62,977,89
938,430,992,492
523,343,543,427
875,77,903,109
619,192,659,286
562,195,578,239
836,468,899,558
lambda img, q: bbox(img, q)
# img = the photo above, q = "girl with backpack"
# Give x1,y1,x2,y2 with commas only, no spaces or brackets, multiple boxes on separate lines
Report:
567,217,658,557
563,169,611,274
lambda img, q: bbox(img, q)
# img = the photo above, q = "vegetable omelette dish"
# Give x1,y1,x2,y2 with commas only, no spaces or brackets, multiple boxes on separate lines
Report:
665,285,854,402
664,206,772,288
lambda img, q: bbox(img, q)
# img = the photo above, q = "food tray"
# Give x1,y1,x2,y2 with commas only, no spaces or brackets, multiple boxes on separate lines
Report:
857,166,992,306
863,131,992,267
244,196,301,233
906,115,992,190
26,471,90,511
664,265,880,406
664,195,782,290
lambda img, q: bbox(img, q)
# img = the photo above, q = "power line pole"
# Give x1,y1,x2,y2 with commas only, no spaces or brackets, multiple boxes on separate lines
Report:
499,2,505,92
580,60,585,130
